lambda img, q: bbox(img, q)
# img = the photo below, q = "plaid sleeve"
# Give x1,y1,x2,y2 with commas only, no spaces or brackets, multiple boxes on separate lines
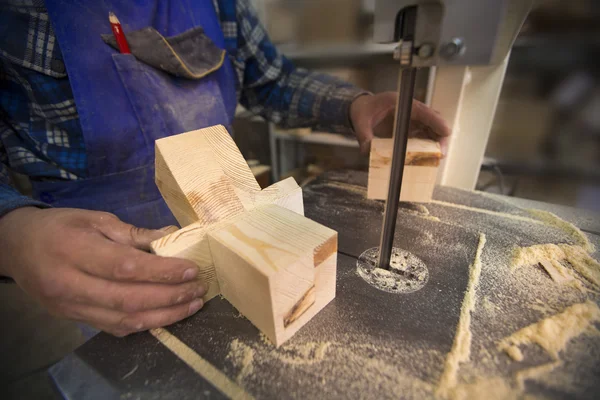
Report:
235,0,368,133
0,119,49,219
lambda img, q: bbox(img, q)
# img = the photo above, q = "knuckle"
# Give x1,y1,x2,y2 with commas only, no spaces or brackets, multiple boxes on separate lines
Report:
111,293,127,312
97,211,119,221
129,225,149,245
170,290,189,306
115,294,145,313
112,258,137,280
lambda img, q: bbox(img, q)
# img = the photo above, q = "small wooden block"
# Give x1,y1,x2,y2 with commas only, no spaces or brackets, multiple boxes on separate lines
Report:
207,204,337,346
368,138,441,202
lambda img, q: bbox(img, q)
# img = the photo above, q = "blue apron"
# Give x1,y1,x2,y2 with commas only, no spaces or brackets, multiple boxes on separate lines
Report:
34,0,237,229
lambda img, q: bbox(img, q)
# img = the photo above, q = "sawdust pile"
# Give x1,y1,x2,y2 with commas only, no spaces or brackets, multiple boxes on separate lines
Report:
226,336,442,400
228,339,255,383
399,203,441,222
498,301,600,361
527,209,595,253
427,192,600,399
446,377,519,400
514,361,562,391
436,234,486,398
512,243,600,288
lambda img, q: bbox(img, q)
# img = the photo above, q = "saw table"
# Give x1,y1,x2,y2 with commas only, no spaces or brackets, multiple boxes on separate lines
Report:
49,171,600,400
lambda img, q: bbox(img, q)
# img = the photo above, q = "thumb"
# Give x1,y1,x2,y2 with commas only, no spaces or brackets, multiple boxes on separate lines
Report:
359,138,372,155
96,215,174,251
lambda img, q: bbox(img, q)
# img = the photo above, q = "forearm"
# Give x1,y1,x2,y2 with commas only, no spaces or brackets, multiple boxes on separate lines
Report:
234,0,368,133
242,66,368,133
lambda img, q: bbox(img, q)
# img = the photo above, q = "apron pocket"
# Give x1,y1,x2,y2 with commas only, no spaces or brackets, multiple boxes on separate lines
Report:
102,26,225,79
111,52,230,144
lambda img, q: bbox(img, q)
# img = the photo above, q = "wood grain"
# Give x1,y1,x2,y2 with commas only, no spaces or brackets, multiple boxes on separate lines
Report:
207,204,337,346
155,126,248,227
368,138,441,202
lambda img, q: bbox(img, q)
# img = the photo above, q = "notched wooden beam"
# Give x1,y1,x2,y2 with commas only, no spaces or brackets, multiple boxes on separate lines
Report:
153,125,338,347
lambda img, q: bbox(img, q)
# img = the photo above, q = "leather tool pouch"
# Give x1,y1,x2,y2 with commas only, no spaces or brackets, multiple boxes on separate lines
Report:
102,27,225,79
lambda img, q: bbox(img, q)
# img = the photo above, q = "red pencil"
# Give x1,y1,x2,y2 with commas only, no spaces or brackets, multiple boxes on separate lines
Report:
109,12,131,54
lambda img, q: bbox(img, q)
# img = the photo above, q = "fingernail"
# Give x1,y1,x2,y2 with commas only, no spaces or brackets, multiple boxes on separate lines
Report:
188,299,204,315
182,268,197,281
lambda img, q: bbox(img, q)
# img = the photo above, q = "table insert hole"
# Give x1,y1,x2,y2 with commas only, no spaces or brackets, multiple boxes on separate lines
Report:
357,247,429,294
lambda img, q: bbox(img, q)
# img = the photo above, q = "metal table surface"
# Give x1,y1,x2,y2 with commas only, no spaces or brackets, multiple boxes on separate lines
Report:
49,171,600,400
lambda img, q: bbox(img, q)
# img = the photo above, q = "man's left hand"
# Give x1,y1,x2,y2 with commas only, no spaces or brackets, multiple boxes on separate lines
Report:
350,92,451,155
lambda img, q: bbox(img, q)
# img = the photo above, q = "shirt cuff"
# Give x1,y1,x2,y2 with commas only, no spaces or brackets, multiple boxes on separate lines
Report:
316,85,370,135
0,184,50,219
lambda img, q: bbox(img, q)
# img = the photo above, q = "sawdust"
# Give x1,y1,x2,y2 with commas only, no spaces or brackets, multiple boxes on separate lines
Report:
323,180,368,194
515,361,562,391
448,377,519,400
436,233,486,398
527,209,595,253
151,328,253,400
357,247,429,293
228,339,255,383
482,296,499,315
226,334,443,399
526,299,559,315
399,203,442,222
504,345,524,362
430,200,545,225
512,244,600,288
498,301,600,360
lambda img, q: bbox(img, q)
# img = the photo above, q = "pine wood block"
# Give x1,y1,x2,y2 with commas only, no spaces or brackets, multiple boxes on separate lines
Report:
368,138,442,202
208,204,337,346
151,125,336,346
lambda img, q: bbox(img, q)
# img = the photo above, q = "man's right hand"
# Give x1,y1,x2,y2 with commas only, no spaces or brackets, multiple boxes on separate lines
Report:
0,207,206,336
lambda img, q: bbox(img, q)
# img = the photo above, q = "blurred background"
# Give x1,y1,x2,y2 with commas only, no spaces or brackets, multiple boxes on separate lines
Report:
233,0,600,211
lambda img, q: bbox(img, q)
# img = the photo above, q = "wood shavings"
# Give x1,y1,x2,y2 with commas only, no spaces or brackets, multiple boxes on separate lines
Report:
436,234,486,398
527,209,595,253
504,345,524,362
512,244,600,288
498,301,600,360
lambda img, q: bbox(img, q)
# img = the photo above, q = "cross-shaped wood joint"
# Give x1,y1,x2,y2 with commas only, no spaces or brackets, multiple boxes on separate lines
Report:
150,125,337,347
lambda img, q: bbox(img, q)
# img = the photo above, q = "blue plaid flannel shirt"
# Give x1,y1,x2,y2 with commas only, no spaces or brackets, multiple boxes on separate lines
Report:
0,0,366,218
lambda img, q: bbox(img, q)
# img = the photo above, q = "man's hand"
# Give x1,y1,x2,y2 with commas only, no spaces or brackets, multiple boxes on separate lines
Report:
0,207,205,337
350,92,451,154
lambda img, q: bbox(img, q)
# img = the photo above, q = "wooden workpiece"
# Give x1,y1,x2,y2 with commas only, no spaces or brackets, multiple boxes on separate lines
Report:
151,125,337,346
367,137,442,202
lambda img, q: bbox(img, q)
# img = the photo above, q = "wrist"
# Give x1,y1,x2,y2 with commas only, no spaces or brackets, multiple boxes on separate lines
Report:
0,207,42,277
349,93,372,134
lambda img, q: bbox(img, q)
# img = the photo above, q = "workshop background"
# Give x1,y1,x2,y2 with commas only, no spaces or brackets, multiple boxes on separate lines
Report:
234,0,600,212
